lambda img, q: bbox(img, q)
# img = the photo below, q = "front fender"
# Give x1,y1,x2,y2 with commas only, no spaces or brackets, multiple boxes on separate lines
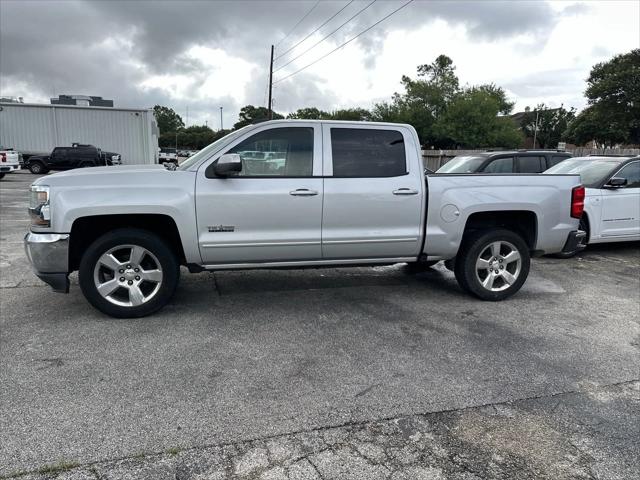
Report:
45,170,201,263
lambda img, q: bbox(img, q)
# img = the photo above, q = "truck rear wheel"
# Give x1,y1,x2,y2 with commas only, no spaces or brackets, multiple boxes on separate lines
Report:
454,229,530,301
79,228,180,318
29,161,48,174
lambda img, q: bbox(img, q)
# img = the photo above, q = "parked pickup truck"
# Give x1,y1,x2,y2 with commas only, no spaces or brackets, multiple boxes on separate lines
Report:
0,147,21,179
25,144,116,174
24,120,585,318
158,148,178,164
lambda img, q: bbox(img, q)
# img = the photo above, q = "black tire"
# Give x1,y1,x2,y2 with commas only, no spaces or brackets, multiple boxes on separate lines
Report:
551,218,589,259
0,173,5,179
79,228,180,318
29,161,48,174
454,229,530,301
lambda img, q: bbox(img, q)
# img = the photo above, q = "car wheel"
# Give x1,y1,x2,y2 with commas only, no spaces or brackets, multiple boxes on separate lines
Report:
454,229,530,301
0,173,5,179
29,161,47,174
552,218,589,259
79,228,180,318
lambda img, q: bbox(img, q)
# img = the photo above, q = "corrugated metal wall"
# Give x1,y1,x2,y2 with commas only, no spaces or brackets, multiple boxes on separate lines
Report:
0,103,158,164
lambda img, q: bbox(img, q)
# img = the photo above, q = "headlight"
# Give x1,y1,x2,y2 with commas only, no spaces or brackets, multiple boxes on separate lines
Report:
29,185,50,227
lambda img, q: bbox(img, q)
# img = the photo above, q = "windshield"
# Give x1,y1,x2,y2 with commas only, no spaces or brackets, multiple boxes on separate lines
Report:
543,158,623,187
177,127,249,171
436,155,486,173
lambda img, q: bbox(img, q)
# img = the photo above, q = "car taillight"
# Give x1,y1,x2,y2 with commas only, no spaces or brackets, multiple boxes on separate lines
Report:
571,185,585,219
0,153,5,162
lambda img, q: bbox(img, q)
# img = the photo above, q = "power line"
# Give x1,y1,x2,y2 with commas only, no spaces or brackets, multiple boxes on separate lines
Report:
274,0,413,85
275,0,321,47
275,0,356,62
274,0,376,74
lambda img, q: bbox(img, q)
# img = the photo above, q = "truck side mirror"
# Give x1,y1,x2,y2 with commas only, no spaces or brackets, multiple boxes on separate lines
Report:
604,177,627,189
213,153,242,177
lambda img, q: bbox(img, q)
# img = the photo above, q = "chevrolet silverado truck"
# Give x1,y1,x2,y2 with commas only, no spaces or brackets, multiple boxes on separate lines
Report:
24,120,586,318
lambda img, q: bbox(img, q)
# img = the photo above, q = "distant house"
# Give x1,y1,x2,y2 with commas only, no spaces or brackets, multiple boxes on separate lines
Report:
50,95,114,107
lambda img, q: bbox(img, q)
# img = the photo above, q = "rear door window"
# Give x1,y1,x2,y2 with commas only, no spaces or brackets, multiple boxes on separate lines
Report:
518,155,544,173
548,155,570,169
482,157,514,173
331,128,407,177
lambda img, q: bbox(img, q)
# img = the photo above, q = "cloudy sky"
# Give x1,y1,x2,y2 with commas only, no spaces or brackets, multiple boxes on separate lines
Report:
1,0,638,129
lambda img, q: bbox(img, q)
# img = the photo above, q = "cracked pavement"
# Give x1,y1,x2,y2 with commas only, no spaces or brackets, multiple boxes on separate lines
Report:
1,171,639,479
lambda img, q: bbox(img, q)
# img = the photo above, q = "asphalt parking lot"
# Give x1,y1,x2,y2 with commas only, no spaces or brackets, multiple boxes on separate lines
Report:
1,170,639,479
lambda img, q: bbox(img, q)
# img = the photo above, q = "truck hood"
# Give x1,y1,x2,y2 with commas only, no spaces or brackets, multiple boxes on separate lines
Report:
33,164,168,186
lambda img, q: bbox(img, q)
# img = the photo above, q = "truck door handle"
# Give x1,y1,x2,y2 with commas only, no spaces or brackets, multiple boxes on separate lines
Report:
393,188,419,195
289,188,318,196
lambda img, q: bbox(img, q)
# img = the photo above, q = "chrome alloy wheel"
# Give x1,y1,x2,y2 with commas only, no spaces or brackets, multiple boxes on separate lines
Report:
93,244,163,307
475,240,522,292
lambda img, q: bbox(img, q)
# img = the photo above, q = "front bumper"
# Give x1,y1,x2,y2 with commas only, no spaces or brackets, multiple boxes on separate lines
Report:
24,232,70,293
562,229,587,253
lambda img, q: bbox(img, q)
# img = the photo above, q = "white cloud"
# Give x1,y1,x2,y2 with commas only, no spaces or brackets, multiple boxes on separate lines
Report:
1,0,638,127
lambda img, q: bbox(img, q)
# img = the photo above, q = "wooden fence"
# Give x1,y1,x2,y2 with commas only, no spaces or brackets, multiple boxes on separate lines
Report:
422,148,640,172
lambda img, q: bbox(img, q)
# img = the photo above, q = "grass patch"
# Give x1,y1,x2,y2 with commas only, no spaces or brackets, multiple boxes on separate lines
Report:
166,446,182,456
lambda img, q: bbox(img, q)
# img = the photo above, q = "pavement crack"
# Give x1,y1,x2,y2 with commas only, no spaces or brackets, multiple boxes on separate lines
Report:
211,272,222,296
305,456,325,480
3,378,638,479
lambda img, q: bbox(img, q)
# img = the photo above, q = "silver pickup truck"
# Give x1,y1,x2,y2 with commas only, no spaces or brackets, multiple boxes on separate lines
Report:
25,120,585,318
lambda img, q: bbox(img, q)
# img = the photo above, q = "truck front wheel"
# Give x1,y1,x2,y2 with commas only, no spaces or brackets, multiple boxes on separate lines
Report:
79,228,180,318
454,229,530,301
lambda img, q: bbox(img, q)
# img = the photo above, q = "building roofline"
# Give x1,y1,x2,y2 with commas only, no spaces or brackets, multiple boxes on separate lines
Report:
0,102,151,113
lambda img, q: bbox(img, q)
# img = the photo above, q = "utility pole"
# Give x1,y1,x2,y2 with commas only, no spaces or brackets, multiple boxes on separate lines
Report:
186,106,189,128
268,45,274,120
533,109,539,149
219,106,223,130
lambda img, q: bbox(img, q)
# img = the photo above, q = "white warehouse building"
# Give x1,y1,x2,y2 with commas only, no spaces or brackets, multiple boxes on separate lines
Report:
0,102,159,165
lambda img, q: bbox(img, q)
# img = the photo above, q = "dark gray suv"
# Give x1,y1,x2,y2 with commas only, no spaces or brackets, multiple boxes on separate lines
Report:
436,150,572,174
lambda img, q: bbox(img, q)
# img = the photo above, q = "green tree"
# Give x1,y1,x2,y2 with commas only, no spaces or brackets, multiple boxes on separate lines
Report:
328,108,372,121
287,107,330,119
566,49,640,146
371,54,460,147
415,54,459,110
521,104,576,148
436,88,522,148
153,105,184,133
234,105,284,129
